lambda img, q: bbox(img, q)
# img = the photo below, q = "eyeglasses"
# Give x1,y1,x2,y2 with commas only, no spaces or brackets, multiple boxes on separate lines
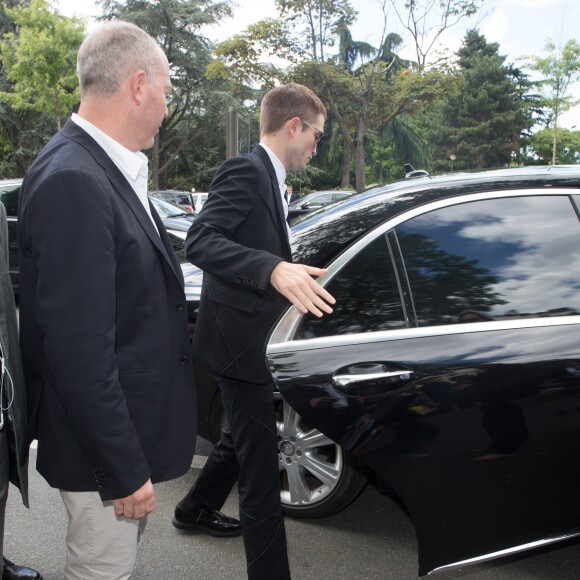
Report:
301,119,325,147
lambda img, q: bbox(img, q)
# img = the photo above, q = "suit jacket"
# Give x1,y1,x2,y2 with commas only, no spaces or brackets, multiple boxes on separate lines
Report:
0,202,28,507
186,145,291,384
18,119,196,501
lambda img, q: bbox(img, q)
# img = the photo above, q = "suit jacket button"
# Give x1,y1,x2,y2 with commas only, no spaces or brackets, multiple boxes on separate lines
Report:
175,303,184,311
181,355,190,365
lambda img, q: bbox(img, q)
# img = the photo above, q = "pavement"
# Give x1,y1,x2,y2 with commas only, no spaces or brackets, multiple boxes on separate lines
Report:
4,442,580,579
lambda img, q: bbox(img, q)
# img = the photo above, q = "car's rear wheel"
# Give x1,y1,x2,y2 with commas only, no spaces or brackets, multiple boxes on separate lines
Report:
276,397,368,518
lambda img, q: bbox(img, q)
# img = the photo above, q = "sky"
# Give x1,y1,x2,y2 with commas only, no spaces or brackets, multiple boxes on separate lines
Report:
53,0,580,128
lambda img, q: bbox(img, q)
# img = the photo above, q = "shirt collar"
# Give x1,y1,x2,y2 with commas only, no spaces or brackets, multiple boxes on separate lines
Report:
259,142,287,194
71,113,148,179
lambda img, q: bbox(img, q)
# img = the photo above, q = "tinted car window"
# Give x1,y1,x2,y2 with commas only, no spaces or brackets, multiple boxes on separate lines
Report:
0,183,20,216
395,195,580,326
297,234,406,339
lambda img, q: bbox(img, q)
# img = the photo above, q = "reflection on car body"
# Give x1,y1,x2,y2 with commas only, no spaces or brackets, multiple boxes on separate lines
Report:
249,166,580,576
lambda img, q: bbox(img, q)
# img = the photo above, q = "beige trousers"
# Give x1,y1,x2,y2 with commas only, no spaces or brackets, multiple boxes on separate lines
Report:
60,490,147,580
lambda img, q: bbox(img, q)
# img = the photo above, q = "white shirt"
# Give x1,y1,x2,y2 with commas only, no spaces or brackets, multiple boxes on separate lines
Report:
71,114,159,234
259,142,291,238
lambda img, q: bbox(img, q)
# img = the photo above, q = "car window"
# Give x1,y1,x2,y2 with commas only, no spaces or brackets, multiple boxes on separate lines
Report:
149,196,183,218
310,193,334,205
0,183,20,217
395,195,580,326
296,234,406,339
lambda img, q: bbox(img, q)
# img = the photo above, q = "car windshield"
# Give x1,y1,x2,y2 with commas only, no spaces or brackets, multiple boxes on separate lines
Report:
149,195,189,217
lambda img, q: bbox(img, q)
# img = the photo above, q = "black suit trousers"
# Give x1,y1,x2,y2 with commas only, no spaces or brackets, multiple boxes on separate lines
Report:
194,375,290,580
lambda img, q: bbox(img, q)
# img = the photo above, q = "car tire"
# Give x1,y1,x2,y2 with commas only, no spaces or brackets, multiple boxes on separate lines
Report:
276,397,368,519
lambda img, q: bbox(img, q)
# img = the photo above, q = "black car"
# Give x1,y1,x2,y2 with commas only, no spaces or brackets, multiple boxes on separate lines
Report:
0,178,22,291
288,190,353,220
150,189,194,213
187,166,580,576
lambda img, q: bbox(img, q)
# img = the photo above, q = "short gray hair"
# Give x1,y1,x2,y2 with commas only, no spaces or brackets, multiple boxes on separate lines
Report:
77,21,162,99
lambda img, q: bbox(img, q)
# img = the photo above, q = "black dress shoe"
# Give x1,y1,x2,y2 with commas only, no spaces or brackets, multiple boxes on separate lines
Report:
172,503,241,537
3,557,43,580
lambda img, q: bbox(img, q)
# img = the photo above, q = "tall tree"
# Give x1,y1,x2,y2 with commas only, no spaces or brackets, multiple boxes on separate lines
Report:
528,127,580,165
389,0,484,67
523,38,580,165
426,29,533,171
276,0,356,61
0,0,84,131
210,0,455,192
98,0,234,189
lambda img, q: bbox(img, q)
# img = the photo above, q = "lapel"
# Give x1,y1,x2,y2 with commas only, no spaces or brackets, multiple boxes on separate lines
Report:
61,120,183,288
251,145,291,258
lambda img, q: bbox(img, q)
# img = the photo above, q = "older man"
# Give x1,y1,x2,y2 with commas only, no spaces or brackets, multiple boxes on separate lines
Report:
18,21,196,579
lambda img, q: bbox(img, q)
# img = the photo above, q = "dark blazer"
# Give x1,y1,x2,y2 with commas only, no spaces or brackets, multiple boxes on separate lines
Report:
18,119,196,501
186,145,291,384
0,202,28,507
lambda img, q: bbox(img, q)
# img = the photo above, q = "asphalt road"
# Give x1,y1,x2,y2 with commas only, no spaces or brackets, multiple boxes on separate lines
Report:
4,443,580,579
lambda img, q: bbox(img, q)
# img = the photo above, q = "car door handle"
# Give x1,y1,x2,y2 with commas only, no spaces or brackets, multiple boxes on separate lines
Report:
332,363,415,398
333,369,413,387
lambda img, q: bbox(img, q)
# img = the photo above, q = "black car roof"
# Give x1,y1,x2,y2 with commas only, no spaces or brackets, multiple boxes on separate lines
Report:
290,166,580,267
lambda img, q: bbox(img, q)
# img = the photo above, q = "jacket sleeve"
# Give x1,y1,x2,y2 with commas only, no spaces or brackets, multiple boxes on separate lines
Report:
185,155,283,293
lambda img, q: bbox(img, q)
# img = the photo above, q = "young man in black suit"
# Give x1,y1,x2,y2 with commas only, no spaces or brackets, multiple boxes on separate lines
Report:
18,22,196,579
173,83,335,579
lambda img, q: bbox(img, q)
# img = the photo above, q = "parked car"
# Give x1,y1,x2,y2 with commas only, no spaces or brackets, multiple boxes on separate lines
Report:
187,166,580,576
288,189,353,220
150,189,194,213
0,178,22,291
148,194,195,232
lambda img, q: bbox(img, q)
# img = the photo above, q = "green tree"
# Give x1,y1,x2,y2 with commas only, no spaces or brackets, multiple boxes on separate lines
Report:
0,0,84,130
389,0,484,67
426,30,533,171
276,0,356,61
523,38,580,164
98,0,234,189
528,127,580,165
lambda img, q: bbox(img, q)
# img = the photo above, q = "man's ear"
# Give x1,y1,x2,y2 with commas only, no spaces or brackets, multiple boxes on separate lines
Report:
287,116,301,139
130,70,146,106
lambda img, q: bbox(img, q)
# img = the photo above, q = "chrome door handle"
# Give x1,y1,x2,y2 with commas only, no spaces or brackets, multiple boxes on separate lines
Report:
334,370,413,387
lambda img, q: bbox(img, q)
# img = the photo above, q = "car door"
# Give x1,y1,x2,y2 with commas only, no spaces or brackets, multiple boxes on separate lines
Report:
267,189,580,575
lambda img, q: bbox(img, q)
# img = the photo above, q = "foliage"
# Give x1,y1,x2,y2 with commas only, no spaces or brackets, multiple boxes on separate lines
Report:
523,38,580,164
389,0,484,67
527,127,580,165
97,0,236,188
0,0,84,130
275,0,356,61
424,29,534,171
207,18,296,93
